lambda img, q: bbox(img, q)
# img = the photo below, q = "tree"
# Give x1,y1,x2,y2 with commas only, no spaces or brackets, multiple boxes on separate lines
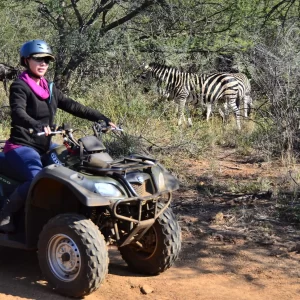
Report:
247,26,300,159
20,0,168,90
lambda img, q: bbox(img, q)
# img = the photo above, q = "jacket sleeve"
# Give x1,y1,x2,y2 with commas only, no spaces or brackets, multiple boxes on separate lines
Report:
56,87,111,123
9,81,46,132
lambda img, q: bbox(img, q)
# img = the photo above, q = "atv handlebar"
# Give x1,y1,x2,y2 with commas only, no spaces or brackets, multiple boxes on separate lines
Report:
36,127,123,136
30,122,123,137
37,130,64,136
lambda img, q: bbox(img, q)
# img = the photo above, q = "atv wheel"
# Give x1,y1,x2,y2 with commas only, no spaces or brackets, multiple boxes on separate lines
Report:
119,204,181,275
38,214,108,298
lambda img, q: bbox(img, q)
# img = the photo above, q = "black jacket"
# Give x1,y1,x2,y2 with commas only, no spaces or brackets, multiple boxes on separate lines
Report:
9,79,111,154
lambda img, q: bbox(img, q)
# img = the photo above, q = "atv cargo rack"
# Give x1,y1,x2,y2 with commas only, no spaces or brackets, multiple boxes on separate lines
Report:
79,154,158,175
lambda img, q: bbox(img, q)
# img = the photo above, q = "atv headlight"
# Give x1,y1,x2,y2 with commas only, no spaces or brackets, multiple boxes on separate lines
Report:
158,171,166,191
94,183,124,197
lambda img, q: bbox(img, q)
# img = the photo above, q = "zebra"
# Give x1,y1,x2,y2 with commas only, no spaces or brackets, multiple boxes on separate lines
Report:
0,63,19,95
231,73,253,118
141,62,246,129
217,73,253,124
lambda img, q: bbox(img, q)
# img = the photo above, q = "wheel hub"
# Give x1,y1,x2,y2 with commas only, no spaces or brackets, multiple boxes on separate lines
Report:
47,234,81,282
132,227,157,257
61,252,70,262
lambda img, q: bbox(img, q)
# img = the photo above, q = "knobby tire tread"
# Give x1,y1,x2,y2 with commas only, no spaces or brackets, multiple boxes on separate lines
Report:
38,213,109,298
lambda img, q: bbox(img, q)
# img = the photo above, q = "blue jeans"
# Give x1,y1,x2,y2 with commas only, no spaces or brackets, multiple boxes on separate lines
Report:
4,143,58,201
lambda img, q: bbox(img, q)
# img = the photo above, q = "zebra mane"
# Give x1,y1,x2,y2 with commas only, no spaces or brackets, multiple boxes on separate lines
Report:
148,62,201,76
149,62,178,71
147,62,189,78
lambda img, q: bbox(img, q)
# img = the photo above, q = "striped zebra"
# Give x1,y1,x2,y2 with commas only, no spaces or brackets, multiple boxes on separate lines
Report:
141,62,248,129
231,73,253,118
217,73,253,124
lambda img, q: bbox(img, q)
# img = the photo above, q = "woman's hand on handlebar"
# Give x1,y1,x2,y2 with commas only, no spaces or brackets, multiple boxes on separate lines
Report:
108,122,117,129
35,126,64,136
43,125,52,136
108,122,123,132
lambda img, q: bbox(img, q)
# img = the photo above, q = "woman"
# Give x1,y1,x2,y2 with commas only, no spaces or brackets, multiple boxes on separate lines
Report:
0,39,117,232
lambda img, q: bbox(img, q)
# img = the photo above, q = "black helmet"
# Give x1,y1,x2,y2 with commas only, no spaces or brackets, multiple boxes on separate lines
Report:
20,40,55,66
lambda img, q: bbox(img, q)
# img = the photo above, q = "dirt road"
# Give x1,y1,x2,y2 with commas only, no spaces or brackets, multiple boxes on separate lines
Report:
0,150,299,300
0,241,299,300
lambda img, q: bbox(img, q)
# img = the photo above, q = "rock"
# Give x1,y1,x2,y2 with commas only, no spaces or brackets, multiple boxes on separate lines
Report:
269,246,287,256
140,284,154,294
195,228,205,235
212,233,224,242
288,242,300,253
214,212,224,224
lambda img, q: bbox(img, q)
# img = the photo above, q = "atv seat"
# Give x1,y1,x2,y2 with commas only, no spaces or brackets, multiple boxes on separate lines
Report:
79,136,106,153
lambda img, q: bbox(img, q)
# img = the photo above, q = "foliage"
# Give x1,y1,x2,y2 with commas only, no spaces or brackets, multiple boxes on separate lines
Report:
2,0,295,88
245,26,300,161
2,1,300,225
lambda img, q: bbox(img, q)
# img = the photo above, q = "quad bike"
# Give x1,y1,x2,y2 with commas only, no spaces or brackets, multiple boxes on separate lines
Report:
0,121,182,298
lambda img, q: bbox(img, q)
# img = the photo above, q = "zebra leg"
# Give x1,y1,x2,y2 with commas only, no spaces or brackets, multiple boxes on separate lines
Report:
219,102,228,124
244,97,248,118
185,105,193,126
206,103,212,122
3,79,8,96
228,97,241,130
177,97,187,126
219,107,225,123
244,95,252,118
246,95,253,117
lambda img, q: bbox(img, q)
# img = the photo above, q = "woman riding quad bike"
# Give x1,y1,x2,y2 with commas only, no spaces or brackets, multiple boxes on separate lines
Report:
0,122,182,297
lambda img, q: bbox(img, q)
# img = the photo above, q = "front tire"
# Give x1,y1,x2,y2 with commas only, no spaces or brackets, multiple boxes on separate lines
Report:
38,214,108,298
119,204,181,275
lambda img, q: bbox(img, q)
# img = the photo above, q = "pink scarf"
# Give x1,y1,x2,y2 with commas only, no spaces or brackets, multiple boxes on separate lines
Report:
19,71,50,99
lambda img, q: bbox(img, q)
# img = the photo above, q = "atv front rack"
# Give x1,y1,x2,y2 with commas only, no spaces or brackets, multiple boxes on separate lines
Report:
81,154,174,247
78,154,177,247
112,191,172,247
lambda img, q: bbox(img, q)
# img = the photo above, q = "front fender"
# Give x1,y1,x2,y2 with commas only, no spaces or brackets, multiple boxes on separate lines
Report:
28,164,111,207
25,164,113,249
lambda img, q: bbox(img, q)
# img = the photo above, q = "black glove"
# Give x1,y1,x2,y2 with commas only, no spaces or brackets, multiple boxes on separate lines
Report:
95,120,111,134
62,123,71,131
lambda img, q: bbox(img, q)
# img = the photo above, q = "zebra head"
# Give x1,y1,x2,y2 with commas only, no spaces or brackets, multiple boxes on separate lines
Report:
141,62,176,81
136,62,158,85
137,62,179,96
134,62,153,93
140,62,151,80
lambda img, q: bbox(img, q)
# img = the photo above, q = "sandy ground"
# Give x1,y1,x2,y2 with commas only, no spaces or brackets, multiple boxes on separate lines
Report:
0,241,299,300
0,149,299,300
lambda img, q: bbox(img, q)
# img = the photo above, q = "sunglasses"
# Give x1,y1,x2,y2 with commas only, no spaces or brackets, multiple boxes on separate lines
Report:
30,57,52,64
